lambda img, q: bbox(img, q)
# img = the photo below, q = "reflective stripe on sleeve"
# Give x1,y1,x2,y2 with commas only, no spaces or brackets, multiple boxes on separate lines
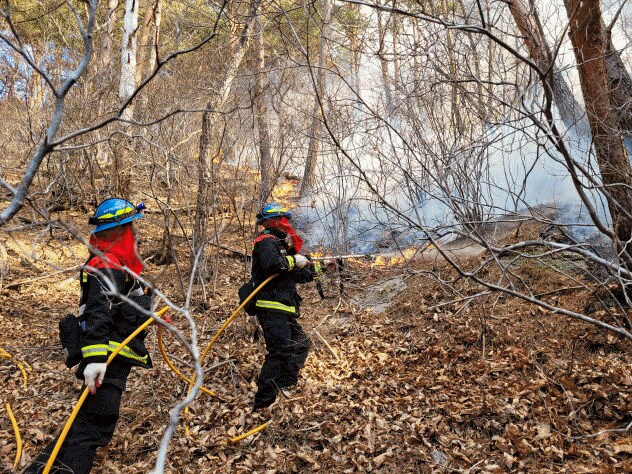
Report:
285,255,295,271
81,344,108,358
255,300,296,313
108,341,149,364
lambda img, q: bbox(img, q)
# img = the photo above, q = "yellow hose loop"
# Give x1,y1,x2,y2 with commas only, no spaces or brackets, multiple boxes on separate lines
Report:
230,420,272,443
6,403,22,469
43,306,169,474
157,326,218,398
15,361,28,388
1,347,29,388
183,275,278,436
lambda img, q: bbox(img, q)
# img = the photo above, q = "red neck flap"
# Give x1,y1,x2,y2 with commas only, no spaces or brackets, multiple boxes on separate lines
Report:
266,217,303,253
89,226,144,275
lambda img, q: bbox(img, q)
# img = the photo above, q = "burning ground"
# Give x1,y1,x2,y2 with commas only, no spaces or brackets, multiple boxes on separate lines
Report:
0,212,631,473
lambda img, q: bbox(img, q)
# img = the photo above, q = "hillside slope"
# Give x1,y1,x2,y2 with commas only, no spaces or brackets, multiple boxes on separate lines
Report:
0,212,630,473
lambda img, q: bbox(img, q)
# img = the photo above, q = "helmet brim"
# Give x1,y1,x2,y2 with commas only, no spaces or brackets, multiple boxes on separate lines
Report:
92,213,143,234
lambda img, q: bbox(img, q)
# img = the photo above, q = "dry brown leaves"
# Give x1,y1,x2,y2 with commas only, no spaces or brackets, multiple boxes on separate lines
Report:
1,217,631,473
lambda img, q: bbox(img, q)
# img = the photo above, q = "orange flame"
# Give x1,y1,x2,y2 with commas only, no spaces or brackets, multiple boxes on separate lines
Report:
272,181,298,201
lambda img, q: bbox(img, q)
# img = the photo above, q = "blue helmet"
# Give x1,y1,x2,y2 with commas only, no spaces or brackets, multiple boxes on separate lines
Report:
256,203,291,225
89,198,145,233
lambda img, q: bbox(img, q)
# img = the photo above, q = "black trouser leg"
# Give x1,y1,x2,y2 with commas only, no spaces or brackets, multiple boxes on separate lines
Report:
24,364,130,474
254,313,291,408
277,317,310,388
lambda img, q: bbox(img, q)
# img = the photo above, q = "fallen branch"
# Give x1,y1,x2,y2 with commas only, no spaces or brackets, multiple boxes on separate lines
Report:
4,266,80,289
312,328,339,361
572,420,632,440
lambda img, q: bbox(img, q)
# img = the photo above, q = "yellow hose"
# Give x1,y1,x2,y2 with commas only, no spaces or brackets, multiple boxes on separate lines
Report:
1,347,29,388
230,420,271,443
6,403,22,469
184,275,277,435
199,275,277,364
43,306,169,474
157,326,218,398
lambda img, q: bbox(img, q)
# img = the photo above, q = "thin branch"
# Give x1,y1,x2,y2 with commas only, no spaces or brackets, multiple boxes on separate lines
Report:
572,420,632,440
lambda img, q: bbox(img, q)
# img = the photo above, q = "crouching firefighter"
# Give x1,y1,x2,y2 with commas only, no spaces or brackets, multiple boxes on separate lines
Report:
249,203,329,411
25,198,154,474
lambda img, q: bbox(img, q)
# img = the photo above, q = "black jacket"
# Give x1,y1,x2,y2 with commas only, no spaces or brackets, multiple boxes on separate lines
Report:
77,254,153,373
251,231,323,317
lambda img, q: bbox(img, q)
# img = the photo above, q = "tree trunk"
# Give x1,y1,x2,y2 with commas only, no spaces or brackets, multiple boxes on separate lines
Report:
94,0,120,172
604,26,632,144
119,0,139,118
566,0,632,265
255,11,273,204
136,0,155,85
114,0,140,197
376,8,393,115
193,0,260,281
99,0,120,79
507,0,588,135
300,0,333,199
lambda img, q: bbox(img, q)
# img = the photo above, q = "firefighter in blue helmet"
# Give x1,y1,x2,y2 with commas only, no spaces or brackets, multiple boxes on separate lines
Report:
25,198,153,474
250,203,330,410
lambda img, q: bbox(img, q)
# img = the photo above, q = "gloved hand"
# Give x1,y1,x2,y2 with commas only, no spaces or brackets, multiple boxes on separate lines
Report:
293,254,309,268
84,362,107,394
323,258,339,270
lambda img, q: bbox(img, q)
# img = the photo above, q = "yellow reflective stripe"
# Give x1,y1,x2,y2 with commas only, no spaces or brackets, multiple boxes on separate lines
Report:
108,341,148,364
81,271,88,282
255,300,296,313
82,344,108,358
285,255,295,271
98,207,134,219
314,262,323,277
265,206,288,214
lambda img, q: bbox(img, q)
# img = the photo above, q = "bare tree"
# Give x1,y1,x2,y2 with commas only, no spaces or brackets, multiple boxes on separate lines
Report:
300,0,333,199
254,7,274,204
565,0,632,266
192,0,260,282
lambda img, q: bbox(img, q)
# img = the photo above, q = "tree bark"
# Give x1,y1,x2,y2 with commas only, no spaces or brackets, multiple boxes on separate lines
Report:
507,0,588,135
114,0,140,197
99,0,120,80
254,10,273,204
566,0,632,264
604,25,632,143
300,0,333,199
376,7,393,115
119,0,139,119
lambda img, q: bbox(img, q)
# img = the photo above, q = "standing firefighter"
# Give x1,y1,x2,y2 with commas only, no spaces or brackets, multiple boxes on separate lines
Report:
25,198,153,474
249,203,330,411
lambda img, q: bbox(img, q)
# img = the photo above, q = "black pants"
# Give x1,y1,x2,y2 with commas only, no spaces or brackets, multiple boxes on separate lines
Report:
24,363,131,474
254,312,310,409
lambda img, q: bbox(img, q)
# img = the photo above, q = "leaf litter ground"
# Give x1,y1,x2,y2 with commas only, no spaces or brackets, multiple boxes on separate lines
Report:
0,213,630,473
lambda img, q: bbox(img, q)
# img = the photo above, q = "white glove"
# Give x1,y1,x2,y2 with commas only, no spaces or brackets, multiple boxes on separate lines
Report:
84,362,107,394
293,254,309,268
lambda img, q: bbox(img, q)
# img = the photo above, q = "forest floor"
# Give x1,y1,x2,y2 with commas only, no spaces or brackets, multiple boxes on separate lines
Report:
0,207,631,474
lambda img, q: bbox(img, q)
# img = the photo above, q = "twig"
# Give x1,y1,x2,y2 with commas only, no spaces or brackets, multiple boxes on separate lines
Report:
572,420,632,440
4,265,81,289
297,421,328,432
312,328,339,361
